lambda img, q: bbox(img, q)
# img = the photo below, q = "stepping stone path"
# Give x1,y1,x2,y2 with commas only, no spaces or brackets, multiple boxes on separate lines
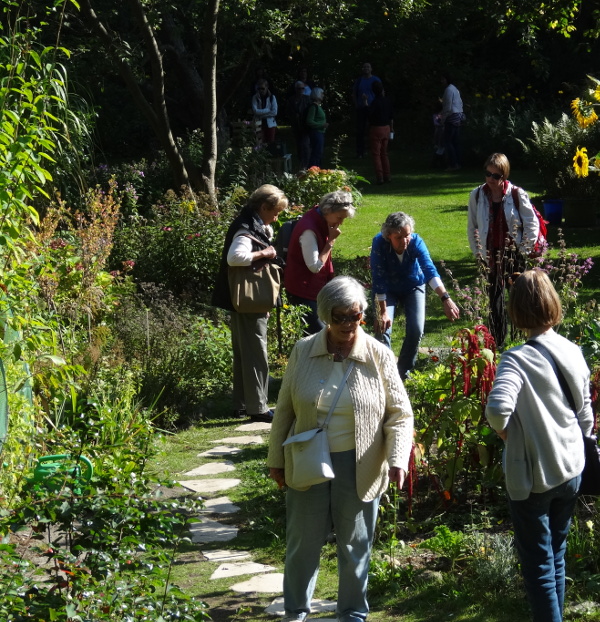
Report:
183,420,337,619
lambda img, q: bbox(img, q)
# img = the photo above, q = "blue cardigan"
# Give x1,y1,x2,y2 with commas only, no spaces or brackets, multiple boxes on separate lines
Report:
370,232,440,297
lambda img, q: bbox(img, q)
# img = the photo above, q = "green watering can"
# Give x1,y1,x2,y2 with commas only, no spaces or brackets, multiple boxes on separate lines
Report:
30,454,93,492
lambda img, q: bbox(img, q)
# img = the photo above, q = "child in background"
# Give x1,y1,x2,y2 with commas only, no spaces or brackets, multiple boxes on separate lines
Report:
432,100,445,168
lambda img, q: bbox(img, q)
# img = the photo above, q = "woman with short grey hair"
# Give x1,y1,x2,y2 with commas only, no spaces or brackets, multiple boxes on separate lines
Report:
317,273,367,324
268,276,413,622
320,190,356,219
371,211,460,380
306,88,328,167
284,191,355,334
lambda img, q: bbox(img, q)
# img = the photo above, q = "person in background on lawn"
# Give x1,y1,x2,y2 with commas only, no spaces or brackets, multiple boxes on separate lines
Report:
352,62,381,158
212,184,288,423
306,87,328,168
286,81,312,170
486,269,593,622
440,74,464,170
252,79,278,144
367,80,394,184
467,152,539,347
268,276,414,622
285,190,354,335
370,211,460,380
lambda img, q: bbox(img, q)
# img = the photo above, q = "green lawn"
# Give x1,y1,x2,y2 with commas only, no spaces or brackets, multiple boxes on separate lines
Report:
331,146,600,354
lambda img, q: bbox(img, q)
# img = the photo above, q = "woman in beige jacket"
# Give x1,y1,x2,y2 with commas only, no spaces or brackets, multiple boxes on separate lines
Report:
267,276,413,622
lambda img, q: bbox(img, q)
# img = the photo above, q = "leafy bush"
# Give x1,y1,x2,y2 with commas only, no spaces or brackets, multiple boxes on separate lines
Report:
518,113,600,198
0,432,209,621
113,285,232,427
274,166,365,212
111,190,234,303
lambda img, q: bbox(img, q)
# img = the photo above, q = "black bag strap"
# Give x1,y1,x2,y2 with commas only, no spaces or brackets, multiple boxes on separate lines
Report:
525,340,576,413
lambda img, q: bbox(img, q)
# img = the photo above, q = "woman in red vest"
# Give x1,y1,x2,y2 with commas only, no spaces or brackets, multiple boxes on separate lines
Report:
284,191,355,334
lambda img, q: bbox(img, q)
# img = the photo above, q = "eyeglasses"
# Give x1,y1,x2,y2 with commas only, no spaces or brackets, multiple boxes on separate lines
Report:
485,170,503,180
331,312,363,325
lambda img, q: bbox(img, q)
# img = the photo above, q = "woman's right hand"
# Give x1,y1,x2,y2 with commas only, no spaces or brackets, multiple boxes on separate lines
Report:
376,311,392,334
328,225,342,242
269,467,286,489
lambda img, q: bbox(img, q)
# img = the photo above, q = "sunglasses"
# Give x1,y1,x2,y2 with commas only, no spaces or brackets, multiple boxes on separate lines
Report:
485,170,503,180
331,312,363,325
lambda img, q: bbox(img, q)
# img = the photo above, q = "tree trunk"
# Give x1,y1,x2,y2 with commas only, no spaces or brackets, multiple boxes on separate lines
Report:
201,0,219,206
79,0,201,193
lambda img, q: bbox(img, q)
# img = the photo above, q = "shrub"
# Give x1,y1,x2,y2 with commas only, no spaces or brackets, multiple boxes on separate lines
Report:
113,285,232,427
517,113,600,198
111,189,234,304
273,166,365,213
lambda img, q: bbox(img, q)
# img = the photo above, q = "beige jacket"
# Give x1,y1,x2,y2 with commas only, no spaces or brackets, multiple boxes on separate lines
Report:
267,327,414,501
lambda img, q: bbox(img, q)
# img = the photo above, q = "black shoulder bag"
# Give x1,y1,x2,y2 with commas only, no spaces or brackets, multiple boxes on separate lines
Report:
526,340,600,495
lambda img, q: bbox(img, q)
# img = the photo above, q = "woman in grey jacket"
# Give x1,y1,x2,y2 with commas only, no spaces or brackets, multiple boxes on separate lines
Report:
486,269,593,622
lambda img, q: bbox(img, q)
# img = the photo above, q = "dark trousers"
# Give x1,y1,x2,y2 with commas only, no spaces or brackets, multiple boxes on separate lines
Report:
355,107,369,157
444,121,460,168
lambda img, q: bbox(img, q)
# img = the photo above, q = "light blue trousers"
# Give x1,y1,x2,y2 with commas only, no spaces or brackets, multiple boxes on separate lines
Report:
283,450,380,622
375,285,426,380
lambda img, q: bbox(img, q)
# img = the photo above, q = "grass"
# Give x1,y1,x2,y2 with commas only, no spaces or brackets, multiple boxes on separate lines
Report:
330,145,600,356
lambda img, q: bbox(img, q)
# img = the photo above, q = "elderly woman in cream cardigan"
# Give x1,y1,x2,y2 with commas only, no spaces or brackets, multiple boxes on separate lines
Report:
267,276,414,622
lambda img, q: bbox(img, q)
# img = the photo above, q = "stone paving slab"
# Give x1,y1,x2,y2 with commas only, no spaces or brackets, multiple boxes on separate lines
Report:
179,479,240,494
184,461,235,476
203,549,251,562
189,519,238,543
198,445,242,457
202,496,240,514
230,572,284,593
210,435,264,445
264,596,337,616
210,561,276,580
235,422,271,432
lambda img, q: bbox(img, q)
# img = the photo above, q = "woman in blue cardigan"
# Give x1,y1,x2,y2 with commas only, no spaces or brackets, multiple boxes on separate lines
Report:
370,212,459,379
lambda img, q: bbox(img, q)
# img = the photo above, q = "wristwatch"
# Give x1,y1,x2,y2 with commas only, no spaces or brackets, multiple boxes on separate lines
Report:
440,292,451,302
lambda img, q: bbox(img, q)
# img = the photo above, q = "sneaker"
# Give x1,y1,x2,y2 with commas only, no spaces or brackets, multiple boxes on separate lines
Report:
249,409,275,423
282,615,307,622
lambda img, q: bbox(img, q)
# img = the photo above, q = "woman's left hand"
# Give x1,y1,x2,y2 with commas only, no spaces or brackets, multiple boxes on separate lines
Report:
388,467,406,489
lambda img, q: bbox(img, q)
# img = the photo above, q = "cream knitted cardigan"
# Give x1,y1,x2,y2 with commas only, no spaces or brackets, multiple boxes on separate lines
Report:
267,327,414,501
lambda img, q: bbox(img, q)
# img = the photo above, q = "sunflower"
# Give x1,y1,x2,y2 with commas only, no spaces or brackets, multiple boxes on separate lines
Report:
573,146,589,178
593,84,600,103
571,98,599,129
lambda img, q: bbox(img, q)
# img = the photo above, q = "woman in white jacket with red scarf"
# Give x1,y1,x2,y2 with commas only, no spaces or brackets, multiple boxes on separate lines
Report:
467,152,539,346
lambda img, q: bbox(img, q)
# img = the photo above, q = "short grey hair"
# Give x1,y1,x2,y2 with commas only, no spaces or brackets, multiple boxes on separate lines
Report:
381,212,415,239
317,276,368,324
319,190,355,218
311,87,324,102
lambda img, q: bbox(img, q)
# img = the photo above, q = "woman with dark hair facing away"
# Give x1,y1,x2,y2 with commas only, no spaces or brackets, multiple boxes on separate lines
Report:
285,191,354,335
371,211,459,380
440,74,463,170
486,269,593,622
367,80,394,184
467,152,539,347
268,276,414,622
212,184,288,422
